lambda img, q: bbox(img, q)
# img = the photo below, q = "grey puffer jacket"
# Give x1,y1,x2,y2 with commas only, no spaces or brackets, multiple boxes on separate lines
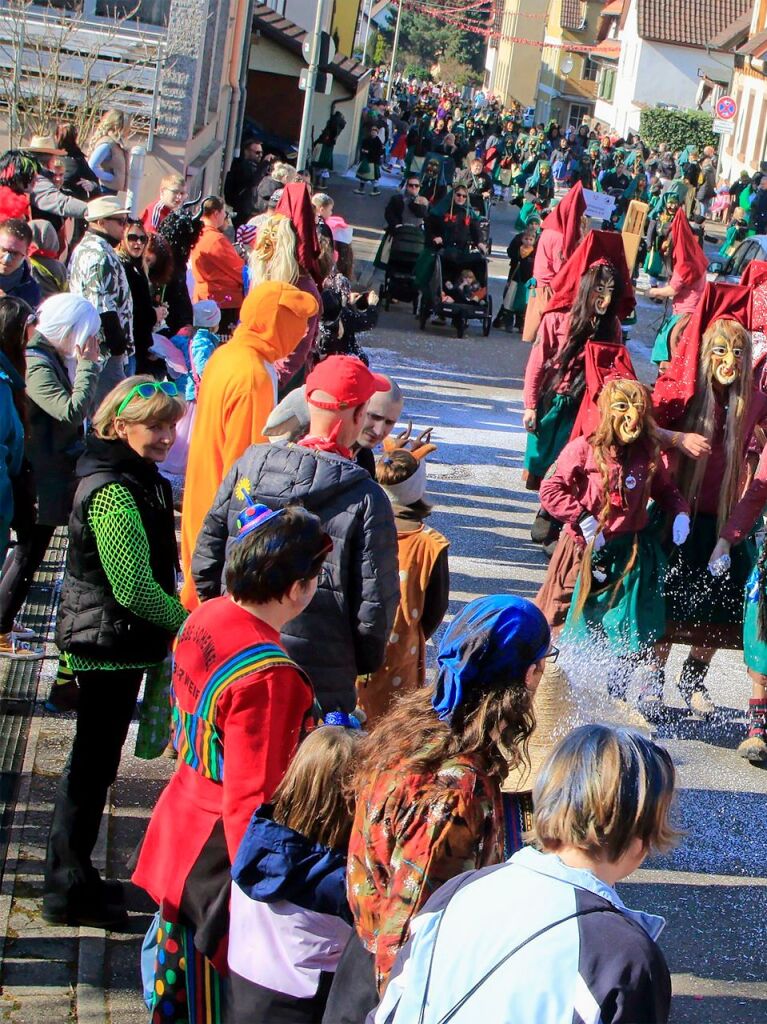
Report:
192,442,399,713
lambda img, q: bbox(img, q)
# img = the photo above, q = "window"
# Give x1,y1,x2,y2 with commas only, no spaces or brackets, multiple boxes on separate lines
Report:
582,57,598,81
25,0,170,26
568,102,591,129
599,67,616,102
94,1,170,26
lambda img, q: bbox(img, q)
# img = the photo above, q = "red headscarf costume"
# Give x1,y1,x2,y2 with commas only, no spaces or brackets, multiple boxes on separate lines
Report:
275,182,323,286
653,281,752,427
669,206,708,287
541,181,587,264
548,231,635,441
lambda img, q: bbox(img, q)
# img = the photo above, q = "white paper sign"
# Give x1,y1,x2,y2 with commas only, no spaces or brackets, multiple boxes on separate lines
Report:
583,188,617,220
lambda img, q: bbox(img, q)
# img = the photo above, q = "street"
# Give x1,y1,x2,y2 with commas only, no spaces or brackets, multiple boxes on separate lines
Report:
0,171,765,1022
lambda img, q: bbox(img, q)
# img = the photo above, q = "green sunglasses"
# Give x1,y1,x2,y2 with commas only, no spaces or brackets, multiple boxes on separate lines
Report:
116,380,179,417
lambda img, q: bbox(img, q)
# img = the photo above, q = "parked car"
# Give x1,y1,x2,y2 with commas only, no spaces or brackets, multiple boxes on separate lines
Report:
707,235,767,284
522,107,536,129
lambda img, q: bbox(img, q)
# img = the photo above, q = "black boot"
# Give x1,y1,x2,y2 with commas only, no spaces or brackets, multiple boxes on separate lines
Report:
531,508,562,546
637,666,667,725
677,656,715,717
492,310,507,329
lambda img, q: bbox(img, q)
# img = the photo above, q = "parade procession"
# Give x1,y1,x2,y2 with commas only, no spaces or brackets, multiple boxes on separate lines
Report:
0,0,765,1022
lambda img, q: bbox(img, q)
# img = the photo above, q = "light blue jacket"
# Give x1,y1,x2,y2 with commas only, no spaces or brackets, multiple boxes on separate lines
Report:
374,846,670,1024
170,328,221,401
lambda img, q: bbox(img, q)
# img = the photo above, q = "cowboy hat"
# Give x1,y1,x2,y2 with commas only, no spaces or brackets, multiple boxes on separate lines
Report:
25,135,65,156
85,194,131,222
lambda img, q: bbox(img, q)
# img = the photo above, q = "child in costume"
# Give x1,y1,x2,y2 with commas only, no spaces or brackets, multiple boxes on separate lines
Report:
718,207,749,257
536,378,689,698
442,268,485,305
649,283,767,721
522,231,636,544
643,186,684,287
647,206,708,368
228,724,362,1023
521,181,586,342
493,225,537,332
356,427,450,725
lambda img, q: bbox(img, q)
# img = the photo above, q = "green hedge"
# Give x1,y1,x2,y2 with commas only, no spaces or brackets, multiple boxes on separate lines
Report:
639,108,718,152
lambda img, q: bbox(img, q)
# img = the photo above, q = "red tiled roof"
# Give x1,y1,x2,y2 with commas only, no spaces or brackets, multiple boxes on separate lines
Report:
636,0,753,49
561,0,584,30
601,0,624,15
592,38,622,58
738,27,767,58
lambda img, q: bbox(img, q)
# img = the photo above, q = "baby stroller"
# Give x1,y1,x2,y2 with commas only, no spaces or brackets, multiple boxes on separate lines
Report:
418,248,492,338
379,224,425,313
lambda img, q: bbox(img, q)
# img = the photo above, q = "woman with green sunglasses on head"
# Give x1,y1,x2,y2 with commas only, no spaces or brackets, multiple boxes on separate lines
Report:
43,375,188,929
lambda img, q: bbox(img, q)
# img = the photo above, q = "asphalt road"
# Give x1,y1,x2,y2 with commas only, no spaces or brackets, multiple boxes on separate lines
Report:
337,170,767,1022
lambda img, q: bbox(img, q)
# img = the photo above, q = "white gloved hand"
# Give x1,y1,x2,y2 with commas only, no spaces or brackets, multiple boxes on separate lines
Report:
580,514,599,542
708,554,731,577
672,512,690,546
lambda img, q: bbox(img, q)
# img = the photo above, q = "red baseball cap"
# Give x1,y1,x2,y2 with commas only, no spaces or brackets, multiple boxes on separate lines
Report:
305,355,390,411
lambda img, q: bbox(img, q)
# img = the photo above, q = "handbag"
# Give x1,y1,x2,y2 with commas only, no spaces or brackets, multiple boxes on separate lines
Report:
135,656,173,759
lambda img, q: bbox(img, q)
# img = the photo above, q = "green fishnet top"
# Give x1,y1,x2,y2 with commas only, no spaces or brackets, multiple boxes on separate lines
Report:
67,482,188,672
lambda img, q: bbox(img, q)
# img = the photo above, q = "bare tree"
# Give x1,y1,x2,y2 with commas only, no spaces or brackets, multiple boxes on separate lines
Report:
0,0,162,147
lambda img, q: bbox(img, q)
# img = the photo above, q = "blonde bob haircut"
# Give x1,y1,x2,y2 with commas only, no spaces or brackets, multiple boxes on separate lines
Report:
533,724,680,862
271,726,363,851
92,375,186,440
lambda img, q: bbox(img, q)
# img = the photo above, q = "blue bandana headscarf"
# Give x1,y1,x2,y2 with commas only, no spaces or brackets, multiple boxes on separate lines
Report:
432,595,551,722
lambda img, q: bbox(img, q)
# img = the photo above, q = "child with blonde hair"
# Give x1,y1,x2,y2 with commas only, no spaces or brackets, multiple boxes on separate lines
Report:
228,723,363,1023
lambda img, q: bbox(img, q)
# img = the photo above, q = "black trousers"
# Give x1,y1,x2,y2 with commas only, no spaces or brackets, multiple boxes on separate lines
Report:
229,970,334,1024
321,931,378,1024
0,523,55,633
44,667,143,902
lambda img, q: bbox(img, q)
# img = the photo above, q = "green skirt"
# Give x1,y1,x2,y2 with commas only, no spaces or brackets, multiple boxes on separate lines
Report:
562,528,667,655
523,392,577,479
743,572,767,673
664,513,755,642
414,248,437,293
315,143,334,171
357,159,379,182
651,313,682,365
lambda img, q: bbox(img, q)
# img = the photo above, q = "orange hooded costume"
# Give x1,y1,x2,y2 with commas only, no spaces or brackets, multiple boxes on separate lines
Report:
180,280,319,608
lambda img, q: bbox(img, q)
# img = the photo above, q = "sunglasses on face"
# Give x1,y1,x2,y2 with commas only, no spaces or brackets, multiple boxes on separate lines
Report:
116,380,179,417
126,233,147,243
406,182,420,188
107,216,127,226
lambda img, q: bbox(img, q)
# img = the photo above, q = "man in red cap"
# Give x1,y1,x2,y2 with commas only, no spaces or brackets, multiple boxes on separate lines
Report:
191,356,399,714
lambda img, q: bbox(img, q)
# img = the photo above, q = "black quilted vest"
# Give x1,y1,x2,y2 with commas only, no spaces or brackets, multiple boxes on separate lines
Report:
56,435,179,664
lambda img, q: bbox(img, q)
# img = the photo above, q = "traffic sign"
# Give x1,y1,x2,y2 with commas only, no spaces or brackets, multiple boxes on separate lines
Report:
712,117,735,136
298,67,333,95
302,31,336,68
715,95,737,120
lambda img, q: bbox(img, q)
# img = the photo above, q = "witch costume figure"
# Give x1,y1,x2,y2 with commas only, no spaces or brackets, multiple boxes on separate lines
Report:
522,181,586,342
522,230,636,545
648,282,767,722
536,377,689,699
648,206,708,368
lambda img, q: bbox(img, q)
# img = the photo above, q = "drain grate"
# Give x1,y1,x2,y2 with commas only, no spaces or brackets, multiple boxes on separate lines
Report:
0,528,67,885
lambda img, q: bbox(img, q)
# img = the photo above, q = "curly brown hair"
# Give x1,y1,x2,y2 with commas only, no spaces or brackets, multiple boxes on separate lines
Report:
350,679,535,794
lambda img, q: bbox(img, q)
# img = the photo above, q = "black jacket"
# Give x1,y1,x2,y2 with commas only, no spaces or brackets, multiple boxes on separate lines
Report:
191,442,399,713
224,156,264,225
56,436,179,664
119,253,157,374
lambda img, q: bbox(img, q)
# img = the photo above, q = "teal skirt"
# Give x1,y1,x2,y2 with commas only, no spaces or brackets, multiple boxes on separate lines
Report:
523,392,577,479
664,512,755,647
651,313,682,365
743,552,767,672
562,528,667,655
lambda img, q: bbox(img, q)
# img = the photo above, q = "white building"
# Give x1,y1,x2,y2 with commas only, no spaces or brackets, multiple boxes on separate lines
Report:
593,0,751,136
719,0,767,180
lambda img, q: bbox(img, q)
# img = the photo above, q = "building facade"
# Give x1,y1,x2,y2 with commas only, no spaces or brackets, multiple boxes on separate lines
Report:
592,0,750,136
719,0,767,180
486,0,547,110
537,0,606,128
0,0,255,209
